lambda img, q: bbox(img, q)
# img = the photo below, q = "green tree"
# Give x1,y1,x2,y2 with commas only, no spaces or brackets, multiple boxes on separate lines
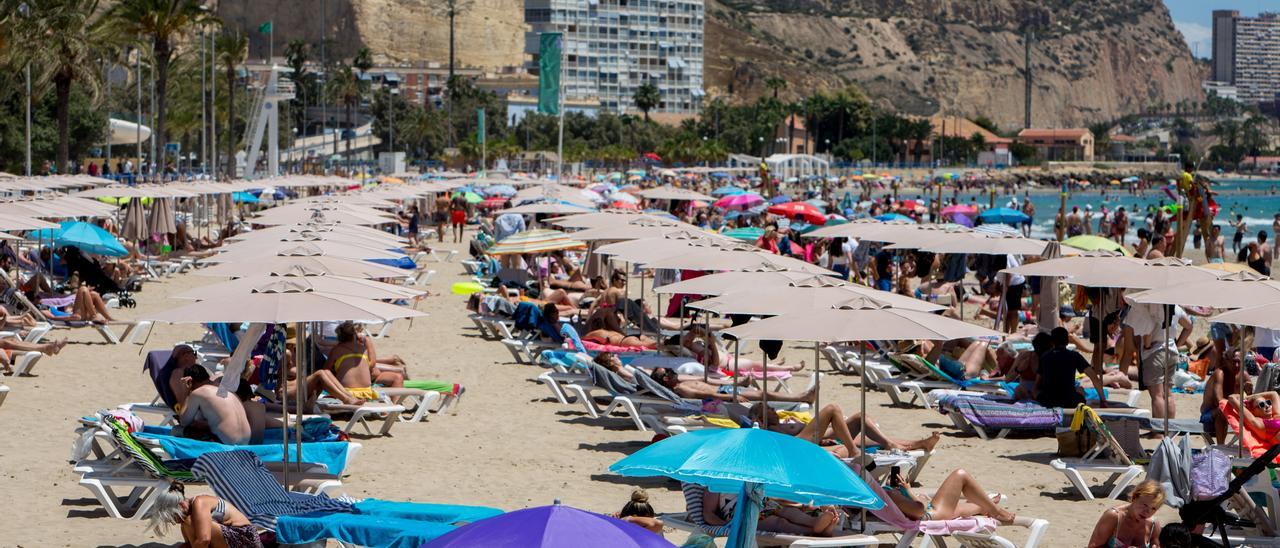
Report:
214,31,246,177
5,0,111,172
284,38,311,137
764,76,786,99
633,82,660,122
108,0,214,179
352,47,373,79
326,63,364,163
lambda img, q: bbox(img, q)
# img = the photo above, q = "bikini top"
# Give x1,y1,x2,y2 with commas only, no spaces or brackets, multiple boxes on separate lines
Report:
210,498,228,522
1108,509,1155,548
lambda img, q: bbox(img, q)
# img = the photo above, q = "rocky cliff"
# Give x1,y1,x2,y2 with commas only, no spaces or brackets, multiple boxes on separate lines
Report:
213,0,528,71
705,0,1208,128
213,0,1205,128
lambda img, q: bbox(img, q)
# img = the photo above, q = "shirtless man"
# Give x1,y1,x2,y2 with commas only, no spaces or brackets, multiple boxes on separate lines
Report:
434,193,450,243
649,366,816,403
326,321,404,400
177,364,253,445
1206,224,1226,263
1112,207,1129,246
1020,199,1036,237
1066,206,1084,238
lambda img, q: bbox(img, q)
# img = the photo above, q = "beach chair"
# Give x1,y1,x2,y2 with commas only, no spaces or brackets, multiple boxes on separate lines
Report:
0,384,8,407
430,249,458,263
822,345,900,385
317,398,409,437
192,450,503,548
1048,405,1146,500
876,353,1004,408
665,483,889,547
78,417,340,520
48,318,152,345
3,348,44,376
492,321,560,364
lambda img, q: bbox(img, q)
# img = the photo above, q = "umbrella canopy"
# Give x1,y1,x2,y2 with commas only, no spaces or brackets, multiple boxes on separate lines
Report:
720,227,765,242
569,223,714,242
487,229,586,255
595,234,752,264
894,232,1048,255
201,241,410,263
722,298,1002,343
0,214,57,231
483,184,517,197
120,199,147,241
977,207,1030,225
804,220,919,242
1061,235,1130,256
174,274,424,301
873,213,915,223
228,224,405,246
941,204,978,216
145,289,426,324
638,185,715,201
424,504,675,548
609,427,883,509
767,202,826,225
503,202,596,215
1200,262,1260,275
641,249,836,275
547,212,680,230
1211,303,1280,330
147,197,178,236
251,208,397,226
1127,271,1280,309
654,270,822,296
31,221,127,257
712,185,744,196
713,193,764,211
194,256,413,279
691,279,944,314
1004,255,1218,290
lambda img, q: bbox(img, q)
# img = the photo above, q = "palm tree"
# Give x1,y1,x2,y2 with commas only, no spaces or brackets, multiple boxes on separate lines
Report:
284,39,310,138
764,76,786,100
907,119,933,165
214,31,246,178
108,0,214,181
352,47,373,79
6,0,110,173
633,82,659,122
326,63,364,164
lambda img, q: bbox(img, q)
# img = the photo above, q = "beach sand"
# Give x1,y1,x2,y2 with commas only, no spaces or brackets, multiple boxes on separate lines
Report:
0,232,1197,547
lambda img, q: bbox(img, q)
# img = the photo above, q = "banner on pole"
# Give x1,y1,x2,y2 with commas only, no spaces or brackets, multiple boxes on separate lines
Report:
538,32,562,115
258,21,272,34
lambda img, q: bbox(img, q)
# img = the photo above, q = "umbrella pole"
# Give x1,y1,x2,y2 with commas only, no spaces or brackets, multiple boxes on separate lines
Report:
281,324,292,490
859,343,868,533
1240,327,1248,458
732,339,740,399
704,314,711,383
761,352,768,430
813,342,821,444
296,321,306,475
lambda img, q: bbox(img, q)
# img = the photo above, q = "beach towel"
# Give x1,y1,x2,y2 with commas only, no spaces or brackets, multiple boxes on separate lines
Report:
1145,435,1192,507
937,394,1063,430
538,350,593,371
140,420,350,474
277,501,504,548
142,349,178,409
561,323,587,353
1219,399,1280,462
192,450,355,529
581,339,650,353
587,362,686,404
400,380,462,395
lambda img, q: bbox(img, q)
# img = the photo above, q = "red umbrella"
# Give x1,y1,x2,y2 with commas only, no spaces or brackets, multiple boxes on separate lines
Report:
644,152,662,162
610,200,640,210
896,200,921,210
767,202,827,225
480,197,508,209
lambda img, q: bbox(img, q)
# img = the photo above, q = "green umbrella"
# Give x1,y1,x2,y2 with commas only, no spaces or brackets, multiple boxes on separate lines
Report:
463,192,483,204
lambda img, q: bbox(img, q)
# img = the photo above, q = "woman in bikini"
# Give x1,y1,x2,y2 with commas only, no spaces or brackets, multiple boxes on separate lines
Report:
325,321,403,400
696,484,841,537
42,284,115,323
1226,391,1280,448
146,482,262,548
680,324,803,373
883,467,1018,525
1087,480,1163,548
749,403,941,460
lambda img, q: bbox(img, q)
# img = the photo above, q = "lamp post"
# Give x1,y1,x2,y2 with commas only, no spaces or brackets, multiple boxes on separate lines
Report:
19,2,31,176
389,88,398,153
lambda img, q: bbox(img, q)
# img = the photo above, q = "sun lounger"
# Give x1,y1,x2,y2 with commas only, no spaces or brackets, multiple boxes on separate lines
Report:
821,345,899,385
875,353,1005,408
192,450,503,547
666,483,888,547
49,318,152,345
1049,405,1146,500
0,384,8,407
430,249,459,263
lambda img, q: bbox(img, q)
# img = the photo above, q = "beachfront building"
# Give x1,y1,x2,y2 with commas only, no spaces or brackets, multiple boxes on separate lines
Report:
774,115,813,156
524,0,706,115
1210,11,1280,105
506,94,603,125
1016,128,1095,162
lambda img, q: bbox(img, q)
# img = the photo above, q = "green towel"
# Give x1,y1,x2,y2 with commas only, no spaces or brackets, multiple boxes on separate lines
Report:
401,380,459,395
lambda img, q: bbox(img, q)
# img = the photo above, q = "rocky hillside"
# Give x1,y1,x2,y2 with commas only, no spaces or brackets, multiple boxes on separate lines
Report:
706,0,1207,128
213,0,527,71
212,0,1205,128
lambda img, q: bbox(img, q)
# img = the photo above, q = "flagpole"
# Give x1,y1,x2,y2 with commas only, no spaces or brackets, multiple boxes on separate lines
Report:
556,52,564,183
268,20,274,65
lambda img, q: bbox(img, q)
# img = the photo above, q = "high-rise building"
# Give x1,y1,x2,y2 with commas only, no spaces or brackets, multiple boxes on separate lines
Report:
1210,11,1280,104
1211,10,1238,82
524,0,705,115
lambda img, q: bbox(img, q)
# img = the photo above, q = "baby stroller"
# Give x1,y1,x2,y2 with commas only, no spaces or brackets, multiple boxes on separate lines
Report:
1179,443,1280,547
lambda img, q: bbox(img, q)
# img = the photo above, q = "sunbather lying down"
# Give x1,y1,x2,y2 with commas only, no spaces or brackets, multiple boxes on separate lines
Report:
42,285,115,323
695,483,843,537
749,403,941,460
281,342,364,408
649,367,817,404
883,467,1017,524
584,328,657,349
0,338,65,374
680,325,804,372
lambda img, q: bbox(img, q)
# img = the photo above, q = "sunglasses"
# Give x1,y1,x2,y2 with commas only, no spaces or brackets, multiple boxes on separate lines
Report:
1259,400,1273,410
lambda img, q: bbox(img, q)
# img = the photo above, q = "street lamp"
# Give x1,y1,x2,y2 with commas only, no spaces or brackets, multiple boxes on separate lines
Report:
389,88,399,153
19,2,31,176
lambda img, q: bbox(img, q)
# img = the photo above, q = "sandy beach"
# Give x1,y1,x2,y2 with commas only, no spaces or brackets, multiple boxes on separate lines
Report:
0,227,1205,548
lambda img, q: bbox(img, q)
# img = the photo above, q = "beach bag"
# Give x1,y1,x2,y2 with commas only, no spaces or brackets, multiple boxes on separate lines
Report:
1056,427,1097,458
1191,448,1230,500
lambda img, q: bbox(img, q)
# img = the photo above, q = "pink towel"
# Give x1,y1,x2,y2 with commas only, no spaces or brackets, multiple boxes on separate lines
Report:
578,340,650,354
917,517,999,535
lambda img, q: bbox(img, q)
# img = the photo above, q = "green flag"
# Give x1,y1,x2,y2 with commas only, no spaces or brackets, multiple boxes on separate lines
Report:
537,32,562,115
477,109,485,144
258,21,272,34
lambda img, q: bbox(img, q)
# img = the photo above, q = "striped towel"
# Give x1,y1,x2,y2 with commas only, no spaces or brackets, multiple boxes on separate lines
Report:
192,450,353,530
937,394,1063,430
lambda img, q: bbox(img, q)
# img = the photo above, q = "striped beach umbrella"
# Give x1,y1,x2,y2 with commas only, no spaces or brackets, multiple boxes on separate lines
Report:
487,229,586,256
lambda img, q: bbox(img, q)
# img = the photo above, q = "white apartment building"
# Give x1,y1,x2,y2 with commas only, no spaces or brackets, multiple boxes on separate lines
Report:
1212,11,1280,104
525,0,705,115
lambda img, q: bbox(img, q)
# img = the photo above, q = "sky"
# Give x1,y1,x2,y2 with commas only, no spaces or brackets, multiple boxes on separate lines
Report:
1164,0,1269,58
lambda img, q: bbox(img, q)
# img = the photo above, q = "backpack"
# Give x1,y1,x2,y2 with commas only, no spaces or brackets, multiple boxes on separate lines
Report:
1191,448,1230,501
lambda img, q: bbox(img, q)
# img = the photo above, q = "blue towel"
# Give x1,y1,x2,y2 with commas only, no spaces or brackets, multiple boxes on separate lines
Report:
141,432,351,475
353,499,502,524
276,513,456,548
367,256,416,270
561,323,586,353
996,382,1108,403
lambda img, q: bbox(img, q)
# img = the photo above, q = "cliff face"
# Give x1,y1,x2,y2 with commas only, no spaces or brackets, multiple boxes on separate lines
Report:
213,0,1204,128
213,0,527,70
706,0,1208,127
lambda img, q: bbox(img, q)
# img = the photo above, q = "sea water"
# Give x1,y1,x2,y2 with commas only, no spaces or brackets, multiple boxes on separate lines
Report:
867,179,1280,241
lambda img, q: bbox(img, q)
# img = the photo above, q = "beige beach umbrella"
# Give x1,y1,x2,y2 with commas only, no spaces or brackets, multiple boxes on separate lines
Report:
653,270,822,296
689,278,944,315
228,223,405,245
547,211,683,229
173,274,424,301
1003,255,1218,290
194,256,413,279
217,192,235,226
900,232,1049,256
0,214,58,231
250,208,397,226
1127,271,1280,309
501,202,597,215
805,220,920,242
638,185,715,202
641,249,837,276
146,197,178,236
120,199,147,242
201,241,409,263
565,222,715,242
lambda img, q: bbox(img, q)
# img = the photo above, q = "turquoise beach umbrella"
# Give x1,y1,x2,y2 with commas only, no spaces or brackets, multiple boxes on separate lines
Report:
721,227,765,242
232,192,260,204
30,221,128,257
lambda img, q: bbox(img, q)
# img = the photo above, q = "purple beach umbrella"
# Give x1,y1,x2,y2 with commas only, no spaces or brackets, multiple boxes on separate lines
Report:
422,503,675,548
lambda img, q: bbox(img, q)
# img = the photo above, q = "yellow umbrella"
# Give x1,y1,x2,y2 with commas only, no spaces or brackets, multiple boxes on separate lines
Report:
1200,262,1260,275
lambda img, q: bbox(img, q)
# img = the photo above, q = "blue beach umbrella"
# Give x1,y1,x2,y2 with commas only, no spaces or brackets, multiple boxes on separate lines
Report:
30,221,128,257
232,191,260,204
978,207,1031,225
483,184,517,197
874,213,915,223
768,195,791,205
712,185,745,196
609,428,882,548
721,227,765,242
